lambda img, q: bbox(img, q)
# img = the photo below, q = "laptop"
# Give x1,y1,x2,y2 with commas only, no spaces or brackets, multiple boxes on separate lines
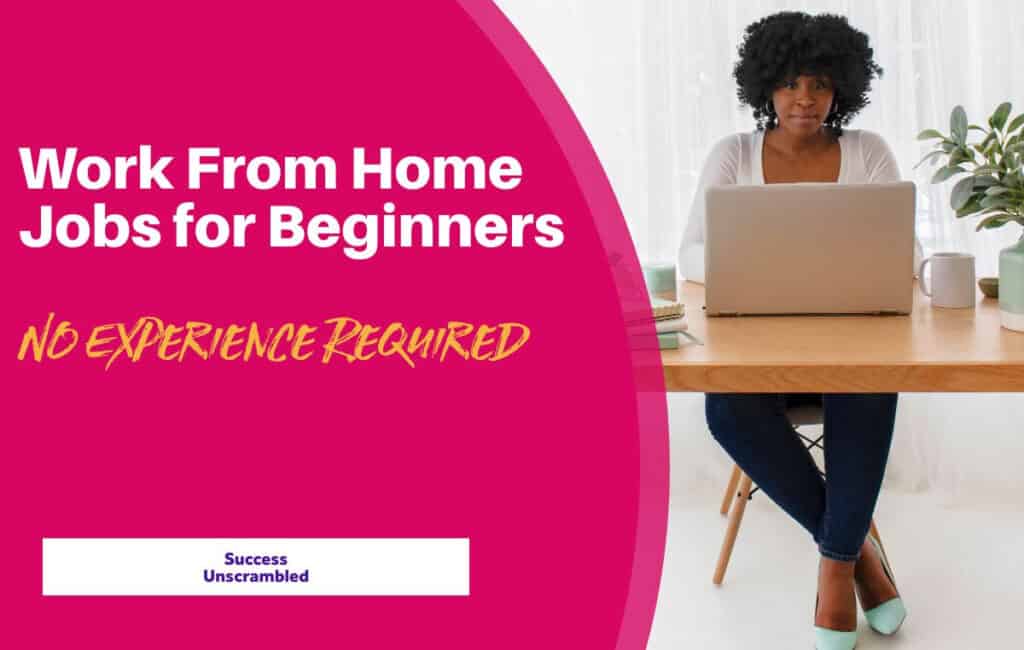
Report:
704,182,916,316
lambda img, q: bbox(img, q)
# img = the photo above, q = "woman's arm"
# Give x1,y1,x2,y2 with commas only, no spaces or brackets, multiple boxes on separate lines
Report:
861,130,925,274
677,135,742,284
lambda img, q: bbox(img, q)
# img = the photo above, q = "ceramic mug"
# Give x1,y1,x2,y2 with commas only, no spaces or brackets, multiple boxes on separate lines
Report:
918,252,975,308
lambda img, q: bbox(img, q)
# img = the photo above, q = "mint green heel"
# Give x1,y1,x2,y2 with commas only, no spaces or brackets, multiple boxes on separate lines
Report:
814,595,858,650
862,534,907,635
813,626,858,650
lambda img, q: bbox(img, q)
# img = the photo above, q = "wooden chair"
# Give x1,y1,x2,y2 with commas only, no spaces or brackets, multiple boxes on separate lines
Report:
713,404,886,585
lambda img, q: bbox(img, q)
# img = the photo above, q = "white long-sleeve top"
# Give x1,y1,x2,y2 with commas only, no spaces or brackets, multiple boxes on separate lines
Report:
677,129,924,284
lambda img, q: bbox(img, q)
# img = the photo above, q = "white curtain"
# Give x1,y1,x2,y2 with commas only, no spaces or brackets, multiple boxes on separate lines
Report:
496,0,1024,503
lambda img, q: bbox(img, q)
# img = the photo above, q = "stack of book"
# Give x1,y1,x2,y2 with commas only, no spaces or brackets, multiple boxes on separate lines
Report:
627,296,689,350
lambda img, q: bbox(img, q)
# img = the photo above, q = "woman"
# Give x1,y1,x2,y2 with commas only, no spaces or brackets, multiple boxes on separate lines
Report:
677,12,920,650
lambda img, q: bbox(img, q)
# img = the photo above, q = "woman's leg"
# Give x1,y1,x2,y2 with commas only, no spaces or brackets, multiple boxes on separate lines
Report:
707,392,900,633
814,393,901,625
818,393,898,560
705,393,826,538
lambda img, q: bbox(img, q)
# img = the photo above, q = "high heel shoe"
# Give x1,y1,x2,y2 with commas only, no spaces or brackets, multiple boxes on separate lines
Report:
814,626,858,650
861,533,907,635
814,595,858,650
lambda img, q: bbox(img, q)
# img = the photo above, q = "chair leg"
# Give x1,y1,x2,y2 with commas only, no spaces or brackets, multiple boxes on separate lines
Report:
714,472,753,585
720,465,742,516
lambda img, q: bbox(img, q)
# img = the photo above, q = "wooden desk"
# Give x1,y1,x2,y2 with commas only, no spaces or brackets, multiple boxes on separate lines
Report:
662,281,1024,392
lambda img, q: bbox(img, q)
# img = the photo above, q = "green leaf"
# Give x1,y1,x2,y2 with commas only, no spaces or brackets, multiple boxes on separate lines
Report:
916,129,946,141
985,186,1011,196
971,165,1000,175
951,105,968,144
931,165,965,183
968,124,988,133
950,176,976,210
975,214,1011,231
949,148,972,165
913,150,946,169
957,195,984,218
991,102,1012,131
980,194,1012,209
941,142,957,153
973,175,999,187
1007,113,1024,134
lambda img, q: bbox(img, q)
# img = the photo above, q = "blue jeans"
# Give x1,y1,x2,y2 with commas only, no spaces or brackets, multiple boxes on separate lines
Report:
705,393,898,562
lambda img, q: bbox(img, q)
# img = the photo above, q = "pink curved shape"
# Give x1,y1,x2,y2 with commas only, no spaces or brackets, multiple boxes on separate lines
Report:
455,2,671,648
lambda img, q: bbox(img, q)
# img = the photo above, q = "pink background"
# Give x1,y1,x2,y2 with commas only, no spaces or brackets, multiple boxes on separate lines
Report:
1,1,668,647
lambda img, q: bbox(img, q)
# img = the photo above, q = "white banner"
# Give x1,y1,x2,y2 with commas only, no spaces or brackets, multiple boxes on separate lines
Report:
42,538,470,596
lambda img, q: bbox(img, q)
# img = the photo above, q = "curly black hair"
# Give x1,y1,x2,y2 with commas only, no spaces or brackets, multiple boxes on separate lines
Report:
732,12,883,135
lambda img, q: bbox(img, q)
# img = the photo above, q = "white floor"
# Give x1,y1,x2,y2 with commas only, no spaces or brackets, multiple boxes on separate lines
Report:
649,492,1024,649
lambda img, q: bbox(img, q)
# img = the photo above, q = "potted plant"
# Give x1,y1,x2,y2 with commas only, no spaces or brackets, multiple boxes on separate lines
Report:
917,103,1024,332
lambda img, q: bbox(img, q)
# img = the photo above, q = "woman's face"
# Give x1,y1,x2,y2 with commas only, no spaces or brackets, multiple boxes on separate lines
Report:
771,74,835,136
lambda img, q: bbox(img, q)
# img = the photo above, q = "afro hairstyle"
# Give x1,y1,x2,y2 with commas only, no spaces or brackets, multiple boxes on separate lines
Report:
732,12,883,135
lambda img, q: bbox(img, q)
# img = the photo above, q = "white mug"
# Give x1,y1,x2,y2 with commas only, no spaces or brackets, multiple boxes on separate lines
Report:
918,252,975,308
